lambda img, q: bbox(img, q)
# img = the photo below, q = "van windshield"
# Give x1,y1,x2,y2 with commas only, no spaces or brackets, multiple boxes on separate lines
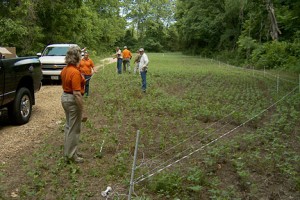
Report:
42,47,69,56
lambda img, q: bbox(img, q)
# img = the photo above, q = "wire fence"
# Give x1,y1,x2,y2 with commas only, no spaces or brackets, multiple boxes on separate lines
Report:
99,57,300,199
131,59,299,193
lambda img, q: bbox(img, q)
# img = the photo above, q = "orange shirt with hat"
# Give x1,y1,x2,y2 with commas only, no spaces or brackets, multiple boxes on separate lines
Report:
79,58,95,76
61,65,85,95
122,49,132,59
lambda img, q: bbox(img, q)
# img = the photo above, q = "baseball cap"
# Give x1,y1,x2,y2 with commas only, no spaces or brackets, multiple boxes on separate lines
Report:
124,46,127,49
139,48,144,52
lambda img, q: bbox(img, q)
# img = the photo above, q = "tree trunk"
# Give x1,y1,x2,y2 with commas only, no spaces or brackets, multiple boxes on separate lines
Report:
266,0,281,40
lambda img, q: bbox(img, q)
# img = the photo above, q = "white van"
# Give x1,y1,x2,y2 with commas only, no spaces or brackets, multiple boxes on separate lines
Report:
37,44,80,80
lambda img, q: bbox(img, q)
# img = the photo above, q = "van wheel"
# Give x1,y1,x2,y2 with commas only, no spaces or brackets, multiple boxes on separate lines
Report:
8,88,32,125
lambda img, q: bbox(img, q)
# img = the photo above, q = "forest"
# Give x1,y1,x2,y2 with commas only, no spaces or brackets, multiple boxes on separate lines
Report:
0,0,300,72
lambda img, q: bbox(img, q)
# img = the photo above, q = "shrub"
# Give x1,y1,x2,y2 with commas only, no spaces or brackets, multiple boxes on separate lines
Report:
250,41,300,71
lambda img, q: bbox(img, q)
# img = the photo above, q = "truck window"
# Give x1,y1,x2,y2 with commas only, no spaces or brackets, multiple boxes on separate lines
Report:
43,47,69,56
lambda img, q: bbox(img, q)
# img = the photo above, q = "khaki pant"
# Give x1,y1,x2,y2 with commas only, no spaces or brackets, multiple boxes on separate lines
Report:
61,92,82,158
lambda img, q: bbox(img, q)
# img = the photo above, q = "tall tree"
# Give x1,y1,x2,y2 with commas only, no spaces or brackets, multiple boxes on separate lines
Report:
0,0,44,55
122,0,176,50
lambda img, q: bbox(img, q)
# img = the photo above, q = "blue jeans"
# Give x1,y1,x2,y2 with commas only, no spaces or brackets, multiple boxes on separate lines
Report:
84,75,91,96
140,71,147,91
117,58,122,74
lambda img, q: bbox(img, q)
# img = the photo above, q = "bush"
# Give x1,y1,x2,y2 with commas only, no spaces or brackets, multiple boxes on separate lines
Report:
144,38,163,52
250,41,300,71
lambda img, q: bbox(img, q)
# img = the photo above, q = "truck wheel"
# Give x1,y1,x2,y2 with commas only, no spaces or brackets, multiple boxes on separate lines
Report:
8,87,32,125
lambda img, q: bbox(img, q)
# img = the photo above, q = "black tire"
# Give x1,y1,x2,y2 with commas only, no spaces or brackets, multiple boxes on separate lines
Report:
8,87,32,125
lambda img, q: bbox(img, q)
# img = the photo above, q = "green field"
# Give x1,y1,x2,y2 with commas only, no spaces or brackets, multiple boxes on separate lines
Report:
1,53,300,199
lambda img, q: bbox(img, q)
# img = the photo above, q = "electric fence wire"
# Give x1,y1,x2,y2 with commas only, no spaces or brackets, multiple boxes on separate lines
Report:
263,71,298,84
134,67,290,173
133,86,299,184
134,69,298,180
216,59,298,85
135,113,238,181
135,110,236,170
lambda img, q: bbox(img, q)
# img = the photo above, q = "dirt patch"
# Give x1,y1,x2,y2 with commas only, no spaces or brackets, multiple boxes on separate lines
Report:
0,58,116,165
0,85,64,164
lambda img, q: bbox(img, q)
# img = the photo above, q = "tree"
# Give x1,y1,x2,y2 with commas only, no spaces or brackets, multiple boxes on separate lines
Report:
122,0,176,51
0,0,44,55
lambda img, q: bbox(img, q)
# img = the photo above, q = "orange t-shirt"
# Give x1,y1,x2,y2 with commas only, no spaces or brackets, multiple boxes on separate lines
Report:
61,65,85,95
122,49,132,59
79,58,94,75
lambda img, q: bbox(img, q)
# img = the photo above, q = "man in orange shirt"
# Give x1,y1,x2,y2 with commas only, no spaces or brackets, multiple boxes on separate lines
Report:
61,46,87,163
79,51,96,96
122,46,132,73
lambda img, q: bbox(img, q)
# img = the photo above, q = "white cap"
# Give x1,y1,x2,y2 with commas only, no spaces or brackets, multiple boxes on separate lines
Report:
139,48,144,52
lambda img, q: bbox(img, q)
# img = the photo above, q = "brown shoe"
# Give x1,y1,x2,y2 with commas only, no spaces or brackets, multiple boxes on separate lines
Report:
65,155,84,164
76,152,84,158
73,156,84,163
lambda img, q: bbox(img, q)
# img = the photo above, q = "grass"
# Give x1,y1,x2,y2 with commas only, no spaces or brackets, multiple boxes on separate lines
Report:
0,52,299,199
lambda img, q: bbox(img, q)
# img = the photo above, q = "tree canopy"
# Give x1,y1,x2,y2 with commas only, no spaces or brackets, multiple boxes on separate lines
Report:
0,0,299,71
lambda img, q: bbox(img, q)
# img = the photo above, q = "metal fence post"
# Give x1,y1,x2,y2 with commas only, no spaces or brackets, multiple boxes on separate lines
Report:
277,75,279,93
128,130,140,200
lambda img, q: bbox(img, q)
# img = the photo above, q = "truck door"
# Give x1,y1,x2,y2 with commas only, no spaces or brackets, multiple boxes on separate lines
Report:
0,61,4,106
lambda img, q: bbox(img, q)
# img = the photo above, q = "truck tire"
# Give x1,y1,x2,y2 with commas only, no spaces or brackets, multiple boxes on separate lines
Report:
8,87,33,125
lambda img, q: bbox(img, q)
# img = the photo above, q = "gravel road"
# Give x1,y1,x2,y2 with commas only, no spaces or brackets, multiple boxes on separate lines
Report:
0,58,115,164
0,85,64,164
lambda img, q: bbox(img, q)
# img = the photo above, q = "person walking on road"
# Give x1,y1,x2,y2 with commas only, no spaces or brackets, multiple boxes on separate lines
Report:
79,51,96,97
60,46,87,163
138,48,149,92
122,46,132,73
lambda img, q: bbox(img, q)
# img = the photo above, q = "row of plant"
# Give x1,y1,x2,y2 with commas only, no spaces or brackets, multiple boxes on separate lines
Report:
1,53,298,199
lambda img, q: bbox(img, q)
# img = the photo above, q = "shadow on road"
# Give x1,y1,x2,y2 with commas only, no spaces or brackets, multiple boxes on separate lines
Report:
42,79,62,86
0,79,60,127
0,109,13,127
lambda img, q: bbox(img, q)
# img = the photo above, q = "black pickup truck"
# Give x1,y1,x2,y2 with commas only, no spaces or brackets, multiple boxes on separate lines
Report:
0,57,42,125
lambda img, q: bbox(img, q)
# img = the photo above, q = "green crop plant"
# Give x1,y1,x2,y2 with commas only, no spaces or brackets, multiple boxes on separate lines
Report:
148,171,183,198
1,53,299,199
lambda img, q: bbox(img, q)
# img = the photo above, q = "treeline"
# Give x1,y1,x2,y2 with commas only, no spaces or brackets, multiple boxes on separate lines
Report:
1,0,300,71
176,0,300,72
0,0,127,55
0,0,178,56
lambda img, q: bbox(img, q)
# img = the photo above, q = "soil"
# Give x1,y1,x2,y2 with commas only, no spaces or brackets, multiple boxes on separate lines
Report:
0,58,116,165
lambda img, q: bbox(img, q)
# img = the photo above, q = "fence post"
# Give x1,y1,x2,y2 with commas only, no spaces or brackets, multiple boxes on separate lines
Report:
277,75,279,93
128,130,140,200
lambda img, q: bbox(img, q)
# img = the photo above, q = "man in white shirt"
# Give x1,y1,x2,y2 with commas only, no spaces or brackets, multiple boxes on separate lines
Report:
138,48,149,92
113,47,122,74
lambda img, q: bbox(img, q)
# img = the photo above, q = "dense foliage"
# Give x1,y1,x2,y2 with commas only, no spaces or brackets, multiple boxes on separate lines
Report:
0,0,299,70
175,0,300,71
0,0,177,55
0,0,126,55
